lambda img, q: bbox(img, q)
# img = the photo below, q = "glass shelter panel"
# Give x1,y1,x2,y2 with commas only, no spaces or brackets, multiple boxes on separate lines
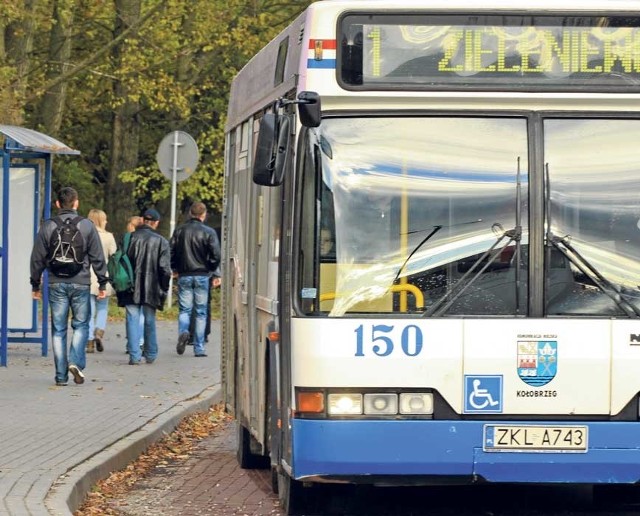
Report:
544,119,640,316
298,117,529,317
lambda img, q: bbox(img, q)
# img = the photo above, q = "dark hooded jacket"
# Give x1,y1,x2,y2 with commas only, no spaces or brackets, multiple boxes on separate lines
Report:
116,224,171,309
30,208,108,291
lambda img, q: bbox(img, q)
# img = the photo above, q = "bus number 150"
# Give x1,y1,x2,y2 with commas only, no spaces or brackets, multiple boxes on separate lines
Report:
354,324,424,357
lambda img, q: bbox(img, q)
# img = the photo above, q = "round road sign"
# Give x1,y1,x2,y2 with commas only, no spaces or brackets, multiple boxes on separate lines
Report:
156,131,199,182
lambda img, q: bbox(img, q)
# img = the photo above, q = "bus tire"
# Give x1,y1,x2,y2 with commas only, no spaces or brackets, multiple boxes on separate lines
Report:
236,422,263,469
271,466,279,494
277,470,307,515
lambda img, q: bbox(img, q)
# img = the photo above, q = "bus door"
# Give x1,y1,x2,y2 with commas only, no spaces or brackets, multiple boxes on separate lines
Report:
253,178,282,444
229,119,255,423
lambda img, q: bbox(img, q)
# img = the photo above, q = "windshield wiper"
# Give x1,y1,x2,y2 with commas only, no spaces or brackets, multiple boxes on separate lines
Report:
423,222,521,317
392,219,484,286
424,158,524,318
548,234,639,317
544,163,638,318
391,225,443,285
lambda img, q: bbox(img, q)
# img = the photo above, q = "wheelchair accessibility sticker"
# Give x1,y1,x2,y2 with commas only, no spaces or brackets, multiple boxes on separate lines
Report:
464,375,503,413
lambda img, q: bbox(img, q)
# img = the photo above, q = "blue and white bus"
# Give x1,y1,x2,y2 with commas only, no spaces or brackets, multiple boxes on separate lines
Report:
222,1,640,513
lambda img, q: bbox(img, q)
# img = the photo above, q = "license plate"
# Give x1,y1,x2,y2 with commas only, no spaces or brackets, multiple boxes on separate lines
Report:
483,425,588,452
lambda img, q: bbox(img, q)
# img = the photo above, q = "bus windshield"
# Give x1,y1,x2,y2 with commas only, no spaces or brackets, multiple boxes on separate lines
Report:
299,116,529,316
297,116,640,317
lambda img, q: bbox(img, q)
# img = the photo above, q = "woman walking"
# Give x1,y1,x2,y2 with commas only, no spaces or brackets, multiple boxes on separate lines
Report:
87,209,117,352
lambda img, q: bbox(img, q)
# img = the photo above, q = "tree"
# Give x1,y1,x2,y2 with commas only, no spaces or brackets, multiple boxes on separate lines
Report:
2,0,39,125
37,0,76,136
119,0,312,222
105,0,144,235
4,0,313,235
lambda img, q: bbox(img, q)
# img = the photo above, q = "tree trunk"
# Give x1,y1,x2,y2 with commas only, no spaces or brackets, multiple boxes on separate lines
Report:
3,0,37,125
38,0,76,136
105,0,142,238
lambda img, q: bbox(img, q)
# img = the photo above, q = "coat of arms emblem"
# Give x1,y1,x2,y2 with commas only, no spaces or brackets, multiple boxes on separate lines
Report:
517,340,557,387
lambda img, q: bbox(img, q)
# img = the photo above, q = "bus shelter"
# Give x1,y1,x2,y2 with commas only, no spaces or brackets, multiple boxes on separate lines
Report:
0,125,80,366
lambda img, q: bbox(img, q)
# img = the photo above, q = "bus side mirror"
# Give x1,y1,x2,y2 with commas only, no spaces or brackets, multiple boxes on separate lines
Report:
253,113,290,186
297,91,321,128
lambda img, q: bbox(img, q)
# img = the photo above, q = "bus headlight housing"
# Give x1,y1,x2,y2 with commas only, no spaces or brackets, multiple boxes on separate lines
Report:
399,393,434,415
295,389,435,418
364,393,398,415
327,393,363,415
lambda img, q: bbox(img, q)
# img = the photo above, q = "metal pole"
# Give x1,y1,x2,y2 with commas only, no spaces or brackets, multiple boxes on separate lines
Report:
1,149,9,366
42,155,52,356
167,131,180,307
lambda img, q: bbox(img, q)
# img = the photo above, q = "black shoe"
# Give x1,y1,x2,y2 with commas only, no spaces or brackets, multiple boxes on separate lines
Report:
55,380,68,386
95,329,104,352
68,364,85,385
128,359,141,365
195,353,208,358
177,332,190,355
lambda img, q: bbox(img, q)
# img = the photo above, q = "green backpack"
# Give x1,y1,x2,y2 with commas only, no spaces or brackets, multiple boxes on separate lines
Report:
107,232,134,293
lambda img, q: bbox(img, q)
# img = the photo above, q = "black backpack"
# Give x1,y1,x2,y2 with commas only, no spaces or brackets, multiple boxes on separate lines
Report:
48,215,86,278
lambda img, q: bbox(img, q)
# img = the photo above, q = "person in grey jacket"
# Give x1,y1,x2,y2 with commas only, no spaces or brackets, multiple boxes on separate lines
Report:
30,187,108,386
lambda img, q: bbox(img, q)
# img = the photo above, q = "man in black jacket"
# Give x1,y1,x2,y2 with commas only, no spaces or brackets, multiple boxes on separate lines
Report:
30,186,109,386
170,202,221,357
117,208,172,365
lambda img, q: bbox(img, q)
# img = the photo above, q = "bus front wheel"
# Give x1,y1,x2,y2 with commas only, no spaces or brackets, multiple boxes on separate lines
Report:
277,470,308,515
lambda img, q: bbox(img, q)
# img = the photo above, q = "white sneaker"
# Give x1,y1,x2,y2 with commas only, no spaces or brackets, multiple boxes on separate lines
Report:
68,364,85,385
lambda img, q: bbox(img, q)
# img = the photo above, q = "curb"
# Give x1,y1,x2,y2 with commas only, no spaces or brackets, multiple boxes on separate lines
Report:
45,384,222,515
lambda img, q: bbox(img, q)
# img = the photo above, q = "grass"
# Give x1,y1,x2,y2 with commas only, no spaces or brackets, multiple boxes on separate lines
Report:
107,286,221,322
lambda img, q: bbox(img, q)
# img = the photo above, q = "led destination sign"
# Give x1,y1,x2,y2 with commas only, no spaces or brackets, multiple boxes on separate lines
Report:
339,15,640,91
436,27,640,75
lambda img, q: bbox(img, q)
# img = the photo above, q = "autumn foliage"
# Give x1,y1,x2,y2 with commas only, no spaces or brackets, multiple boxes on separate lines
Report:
75,404,231,515
2,0,312,236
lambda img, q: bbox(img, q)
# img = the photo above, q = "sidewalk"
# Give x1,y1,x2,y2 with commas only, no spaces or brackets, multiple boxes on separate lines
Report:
0,319,222,516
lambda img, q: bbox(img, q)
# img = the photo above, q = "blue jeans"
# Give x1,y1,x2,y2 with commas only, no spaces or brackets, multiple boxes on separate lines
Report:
177,275,210,355
89,295,109,339
49,283,90,383
138,312,145,346
125,304,157,362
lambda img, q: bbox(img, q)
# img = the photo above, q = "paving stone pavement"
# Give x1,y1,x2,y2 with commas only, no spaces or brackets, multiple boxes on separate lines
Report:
0,318,221,516
107,419,283,516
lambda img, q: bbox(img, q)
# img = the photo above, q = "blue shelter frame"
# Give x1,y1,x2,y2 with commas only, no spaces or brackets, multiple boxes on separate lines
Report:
0,126,80,366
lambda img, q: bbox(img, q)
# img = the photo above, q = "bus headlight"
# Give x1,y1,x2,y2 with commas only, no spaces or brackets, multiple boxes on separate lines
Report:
399,393,434,415
364,393,398,415
328,393,363,415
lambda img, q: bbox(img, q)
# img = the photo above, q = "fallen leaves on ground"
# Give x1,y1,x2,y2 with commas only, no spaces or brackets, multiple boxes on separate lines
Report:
74,404,231,516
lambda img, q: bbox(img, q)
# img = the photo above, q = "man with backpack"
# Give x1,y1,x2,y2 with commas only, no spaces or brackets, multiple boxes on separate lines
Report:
30,187,109,386
116,208,171,365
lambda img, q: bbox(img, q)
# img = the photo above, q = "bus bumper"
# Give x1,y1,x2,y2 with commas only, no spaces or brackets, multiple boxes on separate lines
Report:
291,419,640,484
